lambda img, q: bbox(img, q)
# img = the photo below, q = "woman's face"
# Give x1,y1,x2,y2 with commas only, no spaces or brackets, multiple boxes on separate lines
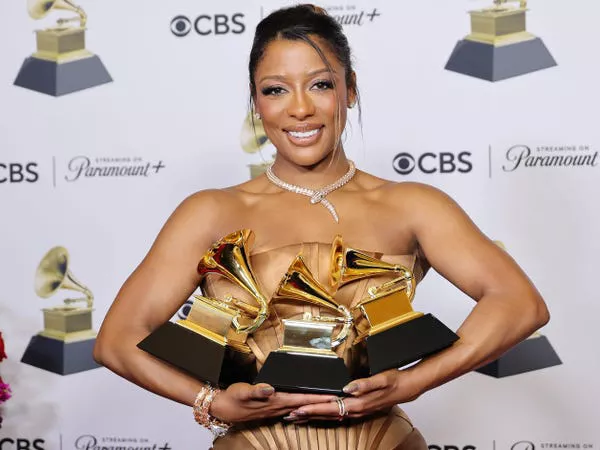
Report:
253,37,355,167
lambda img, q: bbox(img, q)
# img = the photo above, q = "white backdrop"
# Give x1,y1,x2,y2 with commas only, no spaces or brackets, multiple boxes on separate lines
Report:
1,0,599,449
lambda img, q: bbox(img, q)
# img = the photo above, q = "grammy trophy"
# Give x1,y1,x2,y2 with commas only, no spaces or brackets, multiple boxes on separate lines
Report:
21,246,101,375
14,0,112,96
254,254,353,395
445,0,556,81
331,236,459,376
138,230,269,388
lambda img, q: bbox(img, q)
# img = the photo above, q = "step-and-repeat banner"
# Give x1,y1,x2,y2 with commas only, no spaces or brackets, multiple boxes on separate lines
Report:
1,0,598,449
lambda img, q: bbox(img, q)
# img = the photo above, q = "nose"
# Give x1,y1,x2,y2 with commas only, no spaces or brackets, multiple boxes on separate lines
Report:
287,91,315,120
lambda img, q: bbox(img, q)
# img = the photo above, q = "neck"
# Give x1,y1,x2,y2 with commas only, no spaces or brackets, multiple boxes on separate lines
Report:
269,150,351,189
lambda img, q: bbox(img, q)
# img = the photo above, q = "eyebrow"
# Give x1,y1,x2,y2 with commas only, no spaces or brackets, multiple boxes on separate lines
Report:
258,68,335,84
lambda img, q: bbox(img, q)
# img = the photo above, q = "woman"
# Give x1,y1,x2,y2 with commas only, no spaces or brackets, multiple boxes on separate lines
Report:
93,5,549,449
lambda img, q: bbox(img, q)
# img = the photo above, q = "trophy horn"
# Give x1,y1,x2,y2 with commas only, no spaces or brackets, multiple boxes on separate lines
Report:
27,0,87,27
198,230,269,334
274,254,353,348
34,246,93,308
330,235,416,302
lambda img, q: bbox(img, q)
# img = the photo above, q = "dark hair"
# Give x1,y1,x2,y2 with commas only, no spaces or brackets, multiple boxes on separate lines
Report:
247,4,361,148
249,4,357,98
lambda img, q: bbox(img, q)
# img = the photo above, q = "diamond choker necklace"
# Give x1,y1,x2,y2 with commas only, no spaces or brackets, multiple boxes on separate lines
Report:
265,160,356,223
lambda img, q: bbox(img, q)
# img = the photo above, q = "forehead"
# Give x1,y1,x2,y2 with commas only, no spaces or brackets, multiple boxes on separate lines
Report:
255,37,342,79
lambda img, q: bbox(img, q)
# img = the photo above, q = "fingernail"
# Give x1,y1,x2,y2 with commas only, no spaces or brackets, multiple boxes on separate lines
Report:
283,415,296,421
293,410,307,416
343,383,358,394
261,387,275,395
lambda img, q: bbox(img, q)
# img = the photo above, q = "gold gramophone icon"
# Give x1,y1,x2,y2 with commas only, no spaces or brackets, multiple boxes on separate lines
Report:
21,246,101,375
330,236,459,376
474,241,562,377
445,0,557,81
138,230,269,387
14,0,112,96
240,111,274,179
254,254,354,394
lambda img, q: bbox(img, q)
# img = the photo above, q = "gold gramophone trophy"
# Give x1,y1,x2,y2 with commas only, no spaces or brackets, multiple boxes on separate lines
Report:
14,0,112,96
331,236,459,376
240,111,274,179
475,241,562,377
21,246,101,375
445,0,556,81
254,254,354,395
138,230,270,387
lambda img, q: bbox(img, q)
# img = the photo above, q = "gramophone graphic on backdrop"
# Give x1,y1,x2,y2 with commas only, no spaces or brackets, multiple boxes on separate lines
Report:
445,0,557,81
14,0,112,96
240,112,274,179
21,247,100,375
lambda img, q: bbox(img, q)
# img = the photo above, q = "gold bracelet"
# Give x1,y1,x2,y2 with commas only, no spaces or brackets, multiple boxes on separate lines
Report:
192,385,231,438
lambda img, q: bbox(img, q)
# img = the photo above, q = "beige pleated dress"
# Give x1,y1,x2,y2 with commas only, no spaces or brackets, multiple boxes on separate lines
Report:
203,242,429,450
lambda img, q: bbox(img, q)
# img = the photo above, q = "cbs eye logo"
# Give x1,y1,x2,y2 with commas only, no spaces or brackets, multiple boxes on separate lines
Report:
393,152,473,175
177,299,193,320
170,14,245,37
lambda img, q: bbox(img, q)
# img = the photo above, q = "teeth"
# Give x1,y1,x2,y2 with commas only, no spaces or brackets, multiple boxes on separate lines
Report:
288,128,319,138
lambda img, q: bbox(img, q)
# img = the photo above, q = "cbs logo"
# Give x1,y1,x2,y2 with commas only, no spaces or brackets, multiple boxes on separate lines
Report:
393,152,472,175
0,438,45,450
0,162,39,183
429,446,475,450
170,14,245,37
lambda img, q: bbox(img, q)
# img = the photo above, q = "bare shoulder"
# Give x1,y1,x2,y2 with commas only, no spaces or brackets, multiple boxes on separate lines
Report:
357,173,456,208
160,187,248,244
366,179,474,230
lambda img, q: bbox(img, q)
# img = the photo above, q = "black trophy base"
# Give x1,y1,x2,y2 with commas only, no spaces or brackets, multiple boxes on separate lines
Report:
476,334,562,378
137,321,256,388
445,37,557,82
14,55,112,96
359,313,459,375
254,351,352,395
21,334,100,375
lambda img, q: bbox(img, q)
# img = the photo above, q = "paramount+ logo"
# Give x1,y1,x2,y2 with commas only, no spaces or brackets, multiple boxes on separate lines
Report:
170,13,245,37
393,152,473,175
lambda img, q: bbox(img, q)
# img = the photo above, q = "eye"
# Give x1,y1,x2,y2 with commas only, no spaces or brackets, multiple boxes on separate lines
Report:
170,15,192,37
312,80,334,90
261,86,286,96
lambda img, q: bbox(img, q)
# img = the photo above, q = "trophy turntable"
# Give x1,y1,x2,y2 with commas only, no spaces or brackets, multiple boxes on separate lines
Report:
14,0,112,96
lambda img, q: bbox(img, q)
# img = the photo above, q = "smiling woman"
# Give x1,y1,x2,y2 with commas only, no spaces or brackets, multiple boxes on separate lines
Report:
93,4,549,450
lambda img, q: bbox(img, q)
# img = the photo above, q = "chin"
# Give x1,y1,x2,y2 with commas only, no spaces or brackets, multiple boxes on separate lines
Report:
282,149,334,168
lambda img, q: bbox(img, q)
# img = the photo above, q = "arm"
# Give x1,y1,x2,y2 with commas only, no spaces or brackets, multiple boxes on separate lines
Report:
290,183,549,419
94,190,337,423
396,183,549,396
93,191,224,407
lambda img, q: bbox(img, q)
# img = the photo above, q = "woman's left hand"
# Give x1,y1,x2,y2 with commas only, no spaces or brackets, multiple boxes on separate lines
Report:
284,369,421,422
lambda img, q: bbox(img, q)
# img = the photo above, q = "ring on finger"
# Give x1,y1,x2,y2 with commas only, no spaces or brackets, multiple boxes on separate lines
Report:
335,397,348,421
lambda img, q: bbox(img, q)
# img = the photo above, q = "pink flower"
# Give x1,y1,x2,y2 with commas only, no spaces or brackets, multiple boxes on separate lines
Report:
0,332,6,362
0,379,11,404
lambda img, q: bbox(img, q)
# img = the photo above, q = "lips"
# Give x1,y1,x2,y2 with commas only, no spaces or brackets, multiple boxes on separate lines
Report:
284,125,323,146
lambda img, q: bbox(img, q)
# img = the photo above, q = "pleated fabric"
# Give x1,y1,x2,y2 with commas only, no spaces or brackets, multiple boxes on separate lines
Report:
203,242,429,450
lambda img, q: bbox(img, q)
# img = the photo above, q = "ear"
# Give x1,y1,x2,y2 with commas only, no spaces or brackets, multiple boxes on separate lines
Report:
346,71,357,108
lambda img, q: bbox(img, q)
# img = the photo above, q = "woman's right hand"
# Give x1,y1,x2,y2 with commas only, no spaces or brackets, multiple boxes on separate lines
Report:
209,383,338,424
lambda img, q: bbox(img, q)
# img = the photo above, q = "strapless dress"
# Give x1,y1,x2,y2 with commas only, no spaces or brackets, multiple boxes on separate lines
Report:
203,242,429,450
